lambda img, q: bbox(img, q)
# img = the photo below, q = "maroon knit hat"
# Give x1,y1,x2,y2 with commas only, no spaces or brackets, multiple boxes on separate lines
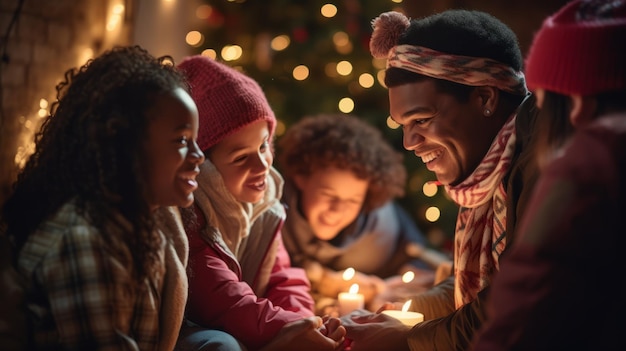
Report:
177,55,276,152
525,0,626,96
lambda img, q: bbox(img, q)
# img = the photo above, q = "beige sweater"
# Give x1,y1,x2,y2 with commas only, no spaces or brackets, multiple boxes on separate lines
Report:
155,206,189,351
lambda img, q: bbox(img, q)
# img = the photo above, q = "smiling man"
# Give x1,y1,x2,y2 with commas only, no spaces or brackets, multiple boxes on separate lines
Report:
341,9,541,351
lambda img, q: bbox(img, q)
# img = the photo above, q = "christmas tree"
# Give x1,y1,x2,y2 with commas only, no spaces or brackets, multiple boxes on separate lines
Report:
190,0,458,252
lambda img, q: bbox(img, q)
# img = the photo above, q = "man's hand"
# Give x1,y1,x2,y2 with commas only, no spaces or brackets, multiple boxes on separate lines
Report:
340,309,411,351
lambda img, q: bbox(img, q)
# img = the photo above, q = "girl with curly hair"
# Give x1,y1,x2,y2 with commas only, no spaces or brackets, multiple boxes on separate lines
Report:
277,114,448,316
1,45,204,350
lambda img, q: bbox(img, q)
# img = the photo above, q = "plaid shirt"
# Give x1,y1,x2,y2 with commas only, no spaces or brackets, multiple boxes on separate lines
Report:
18,201,166,350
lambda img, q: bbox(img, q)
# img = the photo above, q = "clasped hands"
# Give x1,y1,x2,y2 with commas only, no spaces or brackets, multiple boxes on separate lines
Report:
261,303,412,351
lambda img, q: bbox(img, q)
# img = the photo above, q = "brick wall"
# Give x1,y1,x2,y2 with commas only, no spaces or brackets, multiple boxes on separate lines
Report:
0,0,133,205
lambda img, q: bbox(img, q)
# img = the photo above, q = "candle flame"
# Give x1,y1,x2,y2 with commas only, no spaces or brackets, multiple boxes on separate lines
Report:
349,283,359,294
402,300,412,312
343,267,356,281
401,271,415,283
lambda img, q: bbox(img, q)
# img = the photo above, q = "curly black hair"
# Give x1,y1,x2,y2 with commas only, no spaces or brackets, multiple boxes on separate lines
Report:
2,45,189,282
277,114,406,212
385,9,524,105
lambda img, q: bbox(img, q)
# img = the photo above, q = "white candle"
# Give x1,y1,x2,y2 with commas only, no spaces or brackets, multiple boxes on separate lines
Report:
338,283,364,316
381,300,424,326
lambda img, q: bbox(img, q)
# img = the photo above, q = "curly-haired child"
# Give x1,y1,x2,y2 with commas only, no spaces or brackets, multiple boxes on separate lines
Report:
276,113,449,315
1,45,204,350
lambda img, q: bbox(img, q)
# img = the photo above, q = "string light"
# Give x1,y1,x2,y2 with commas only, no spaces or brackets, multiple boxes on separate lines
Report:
292,65,309,81
386,116,400,129
423,182,438,197
358,73,375,88
338,97,354,113
221,45,242,61
425,207,441,222
186,31,204,47
271,35,290,51
201,49,217,59
320,4,338,18
376,69,387,87
336,61,353,76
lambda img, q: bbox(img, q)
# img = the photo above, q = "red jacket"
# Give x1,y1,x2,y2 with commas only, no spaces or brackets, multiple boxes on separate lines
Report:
185,202,315,350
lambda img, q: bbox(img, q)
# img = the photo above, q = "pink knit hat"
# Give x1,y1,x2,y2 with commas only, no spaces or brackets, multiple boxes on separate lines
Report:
525,0,626,96
178,55,276,151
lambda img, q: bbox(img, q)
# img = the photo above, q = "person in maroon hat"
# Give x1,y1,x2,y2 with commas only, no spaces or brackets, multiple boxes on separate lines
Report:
168,55,345,351
471,1,626,350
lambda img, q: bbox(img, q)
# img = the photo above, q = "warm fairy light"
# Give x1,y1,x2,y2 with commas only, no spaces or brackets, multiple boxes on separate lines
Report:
358,73,375,88
423,182,439,197
338,97,354,113
292,65,309,81
196,4,213,19
425,207,441,222
221,45,242,61
37,109,47,118
186,31,204,47
39,99,48,109
321,4,338,18
376,69,387,87
402,271,415,283
349,283,359,294
201,49,217,59
336,60,353,76
271,35,290,51
342,267,356,280
402,300,412,312
386,116,400,129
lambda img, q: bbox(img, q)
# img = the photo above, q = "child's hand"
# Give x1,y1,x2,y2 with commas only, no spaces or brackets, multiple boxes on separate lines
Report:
260,316,345,351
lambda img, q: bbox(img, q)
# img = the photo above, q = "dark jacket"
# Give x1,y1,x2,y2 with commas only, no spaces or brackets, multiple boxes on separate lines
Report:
471,112,626,351
406,94,540,351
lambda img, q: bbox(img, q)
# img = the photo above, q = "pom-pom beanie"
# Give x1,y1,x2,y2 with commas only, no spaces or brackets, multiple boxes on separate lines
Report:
525,0,626,96
178,55,276,152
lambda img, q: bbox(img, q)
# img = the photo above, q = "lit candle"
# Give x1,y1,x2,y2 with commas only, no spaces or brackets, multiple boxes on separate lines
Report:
338,283,364,316
402,271,415,283
342,267,356,281
381,300,424,326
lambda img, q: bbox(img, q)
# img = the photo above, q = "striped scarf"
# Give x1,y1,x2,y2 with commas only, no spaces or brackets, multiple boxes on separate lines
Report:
445,115,517,308
388,45,528,96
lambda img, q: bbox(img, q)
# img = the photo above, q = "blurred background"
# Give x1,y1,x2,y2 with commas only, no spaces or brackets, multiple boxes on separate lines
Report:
0,0,569,253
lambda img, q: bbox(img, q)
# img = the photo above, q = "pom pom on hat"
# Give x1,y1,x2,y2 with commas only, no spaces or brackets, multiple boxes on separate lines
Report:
370,11,410,59
525,0,626,96
178,55,276,152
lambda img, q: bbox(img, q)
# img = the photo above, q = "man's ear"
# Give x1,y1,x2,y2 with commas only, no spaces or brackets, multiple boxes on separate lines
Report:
569,95,597,127
475,86,498,116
